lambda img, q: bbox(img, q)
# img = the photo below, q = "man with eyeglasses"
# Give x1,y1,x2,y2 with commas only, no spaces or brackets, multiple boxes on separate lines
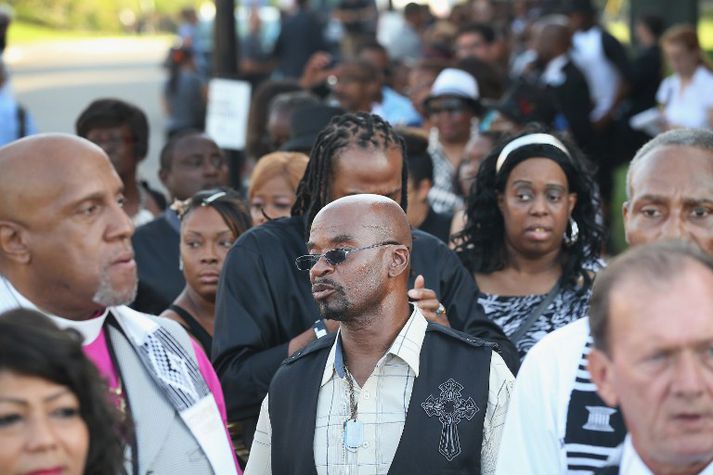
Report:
131,130,230,313
244,194,514,474
213,112,518,454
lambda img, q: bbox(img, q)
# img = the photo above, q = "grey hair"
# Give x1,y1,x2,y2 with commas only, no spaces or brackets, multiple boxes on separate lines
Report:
626,128,713,200
267,90,320,117
589,240,713,354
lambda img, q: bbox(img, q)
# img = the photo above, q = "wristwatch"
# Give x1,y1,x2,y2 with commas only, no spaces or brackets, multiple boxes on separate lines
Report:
313,319,328,339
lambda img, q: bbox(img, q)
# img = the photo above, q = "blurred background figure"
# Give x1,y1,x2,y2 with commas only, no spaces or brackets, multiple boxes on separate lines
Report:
400,128,453,244
0,309,126,475
456,131,605,359
177,7,207,76
132,131,230,314
245,79,302,164
163,45,207,139
0,58,36,146
424,67,483,214
0,3,11,55
385,2,425,63
161,188,252,355
280,103,344,155
658,24,713,130
265,90,319,151
358,41,422,126
406,59,447,129
248,151,308,226
76,98,165,226
272,0,326,79
627,14,664,119
450,130,503,245
333,0,378,59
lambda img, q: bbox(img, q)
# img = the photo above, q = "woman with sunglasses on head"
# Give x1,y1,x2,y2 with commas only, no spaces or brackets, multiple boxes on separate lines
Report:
161,188,252,355
0,308,127,475
455,130,604,359
248,152,309,226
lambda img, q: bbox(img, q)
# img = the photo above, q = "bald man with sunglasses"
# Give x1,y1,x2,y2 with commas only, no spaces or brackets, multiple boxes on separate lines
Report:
245,194,514,475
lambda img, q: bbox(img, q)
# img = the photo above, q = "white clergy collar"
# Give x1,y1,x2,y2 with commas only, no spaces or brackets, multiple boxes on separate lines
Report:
0,275,108,344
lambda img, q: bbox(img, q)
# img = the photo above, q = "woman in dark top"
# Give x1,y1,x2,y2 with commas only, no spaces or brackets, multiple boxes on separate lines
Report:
456,129,605,359
161,188,252,354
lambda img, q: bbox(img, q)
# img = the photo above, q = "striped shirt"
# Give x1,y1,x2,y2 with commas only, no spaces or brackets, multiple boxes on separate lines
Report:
246,308,514,475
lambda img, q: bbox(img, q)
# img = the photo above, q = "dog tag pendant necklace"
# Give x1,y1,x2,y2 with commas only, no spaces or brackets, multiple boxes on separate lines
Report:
343,363,364,451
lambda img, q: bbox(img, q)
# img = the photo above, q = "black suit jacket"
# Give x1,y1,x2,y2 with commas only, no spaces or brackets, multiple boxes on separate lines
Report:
131,212,184,314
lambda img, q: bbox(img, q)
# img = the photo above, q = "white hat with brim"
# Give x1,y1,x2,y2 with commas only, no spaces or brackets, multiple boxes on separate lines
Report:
423,68,481,112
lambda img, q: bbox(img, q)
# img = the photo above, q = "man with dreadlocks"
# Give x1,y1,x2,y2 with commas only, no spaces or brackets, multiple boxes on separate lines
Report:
213,112,517,451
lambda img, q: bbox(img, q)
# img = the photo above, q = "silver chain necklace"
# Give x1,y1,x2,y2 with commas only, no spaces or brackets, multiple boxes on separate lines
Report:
342,361,364,451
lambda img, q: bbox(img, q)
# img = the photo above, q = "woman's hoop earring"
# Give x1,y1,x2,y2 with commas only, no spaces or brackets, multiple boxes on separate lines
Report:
564,217,579,247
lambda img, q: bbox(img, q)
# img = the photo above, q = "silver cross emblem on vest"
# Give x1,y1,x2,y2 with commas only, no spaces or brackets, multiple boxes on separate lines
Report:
422,378,479,461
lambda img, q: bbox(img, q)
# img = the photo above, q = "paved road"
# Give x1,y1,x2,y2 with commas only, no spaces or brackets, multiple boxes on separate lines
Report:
6,36,172,192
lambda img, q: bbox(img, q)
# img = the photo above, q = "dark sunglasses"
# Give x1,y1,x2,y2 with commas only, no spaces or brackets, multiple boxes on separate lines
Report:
295,241,401,271
427,99,469,117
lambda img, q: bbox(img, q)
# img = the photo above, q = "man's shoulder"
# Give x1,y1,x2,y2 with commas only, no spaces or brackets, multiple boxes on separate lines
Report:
426,322,496,352
282,333,337,367
525,316,590,364
234,215,305,252
411,227,449,250
133,215,175,241
112,306,194,350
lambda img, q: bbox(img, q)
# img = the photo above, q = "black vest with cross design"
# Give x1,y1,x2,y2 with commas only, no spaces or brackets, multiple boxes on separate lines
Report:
267,323,493,474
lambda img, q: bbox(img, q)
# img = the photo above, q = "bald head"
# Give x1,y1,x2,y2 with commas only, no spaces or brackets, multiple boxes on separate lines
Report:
0,134,114,223
0,133,136,320
534,16,572,61
313,194,412,249
307,195,413,324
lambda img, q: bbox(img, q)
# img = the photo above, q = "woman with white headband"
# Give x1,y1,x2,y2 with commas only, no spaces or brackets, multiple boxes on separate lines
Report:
454,131,604,359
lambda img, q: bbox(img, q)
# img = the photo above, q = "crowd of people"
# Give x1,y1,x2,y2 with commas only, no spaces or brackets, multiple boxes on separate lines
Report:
1,0,713,474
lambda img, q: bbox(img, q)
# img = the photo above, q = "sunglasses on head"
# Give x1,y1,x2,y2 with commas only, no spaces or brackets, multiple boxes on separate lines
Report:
427,98,469,117
295,241,401,271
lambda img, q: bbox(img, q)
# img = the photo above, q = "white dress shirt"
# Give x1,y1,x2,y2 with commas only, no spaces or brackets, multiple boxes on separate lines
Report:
619,436,713,475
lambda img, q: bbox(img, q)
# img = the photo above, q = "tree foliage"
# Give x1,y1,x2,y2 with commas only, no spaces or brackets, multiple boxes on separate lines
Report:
8,0,199,32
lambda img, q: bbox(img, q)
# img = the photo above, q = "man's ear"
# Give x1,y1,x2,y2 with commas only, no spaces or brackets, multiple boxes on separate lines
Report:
0,221,31,265
158,168,170,189
388,246,410,278
622,201,631,244
417,179,432,202
587,349,619,408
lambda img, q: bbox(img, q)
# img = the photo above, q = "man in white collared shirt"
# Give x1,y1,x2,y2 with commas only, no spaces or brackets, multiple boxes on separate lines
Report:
587,242,713,475
245,194,513,475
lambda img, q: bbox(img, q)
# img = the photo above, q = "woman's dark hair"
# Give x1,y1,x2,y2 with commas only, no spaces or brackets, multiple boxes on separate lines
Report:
176,187,252,239
75,98,149,159
0,309,128,475
455,127,604,290
291,112,407,235
246,80,303,160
